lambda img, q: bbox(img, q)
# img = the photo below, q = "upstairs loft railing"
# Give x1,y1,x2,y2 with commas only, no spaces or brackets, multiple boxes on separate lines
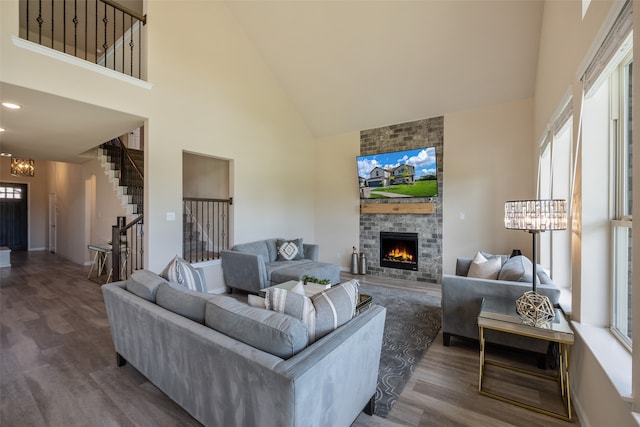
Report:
183,198,231,263
112,214,143,281
19,0,146,79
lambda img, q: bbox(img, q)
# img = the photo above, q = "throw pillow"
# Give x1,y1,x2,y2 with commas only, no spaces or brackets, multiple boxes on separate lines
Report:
537,266,554,285
311,279,359,341
276,238,304,261
265,287,317,343
160,255,206,292
467,252,502,280
498,255,533,282
290,280,305,295
247,294,267,308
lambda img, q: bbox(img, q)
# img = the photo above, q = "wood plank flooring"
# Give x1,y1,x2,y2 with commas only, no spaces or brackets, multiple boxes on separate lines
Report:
1,252,579,426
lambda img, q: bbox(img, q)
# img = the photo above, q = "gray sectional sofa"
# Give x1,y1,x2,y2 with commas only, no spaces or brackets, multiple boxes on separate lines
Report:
441,255,561,365
102,270,386,427
221,238,341,294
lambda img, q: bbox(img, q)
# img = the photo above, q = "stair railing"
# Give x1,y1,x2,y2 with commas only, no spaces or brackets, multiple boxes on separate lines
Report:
183,198,231,263
102,137,144,215
111,214,143,281
21,0,147,79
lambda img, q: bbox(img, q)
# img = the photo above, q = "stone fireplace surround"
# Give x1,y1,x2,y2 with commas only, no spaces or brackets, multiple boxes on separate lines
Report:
359,116,443,284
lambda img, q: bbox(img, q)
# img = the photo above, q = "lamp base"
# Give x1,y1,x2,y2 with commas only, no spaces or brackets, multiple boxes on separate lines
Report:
515,291,555,327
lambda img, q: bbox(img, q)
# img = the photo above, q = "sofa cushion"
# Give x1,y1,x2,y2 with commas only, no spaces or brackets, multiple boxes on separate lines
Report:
160,255,206,292
125,270,168,302
498,255,533,282
467,252,502,280
205,296,308,359
311,280,359,340
156,282,212,324
276,238,305,261
233,240,272,262
265,287,317,342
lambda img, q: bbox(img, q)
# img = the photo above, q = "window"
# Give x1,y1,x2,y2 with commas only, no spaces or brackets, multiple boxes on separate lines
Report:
0,185,23,199
537,104,572,288
611,53,633,347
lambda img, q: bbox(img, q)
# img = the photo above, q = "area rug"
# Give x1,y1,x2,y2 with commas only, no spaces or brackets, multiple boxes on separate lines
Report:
358,283,442,417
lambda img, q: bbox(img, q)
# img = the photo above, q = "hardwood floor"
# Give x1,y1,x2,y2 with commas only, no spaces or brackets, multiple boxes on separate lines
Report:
1,252,579,426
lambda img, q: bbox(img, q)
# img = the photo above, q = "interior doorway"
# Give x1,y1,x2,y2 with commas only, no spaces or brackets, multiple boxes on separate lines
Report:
0,183,28,251
49,193,57,253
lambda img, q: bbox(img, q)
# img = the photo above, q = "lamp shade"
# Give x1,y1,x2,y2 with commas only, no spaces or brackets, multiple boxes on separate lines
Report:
504,199,567,232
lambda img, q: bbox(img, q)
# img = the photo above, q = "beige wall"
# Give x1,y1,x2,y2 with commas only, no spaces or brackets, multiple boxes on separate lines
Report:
443,99,535,273
143,1,316,272
313,131,360,268
183,153,229,200
1,1,317,276
0,157,48,250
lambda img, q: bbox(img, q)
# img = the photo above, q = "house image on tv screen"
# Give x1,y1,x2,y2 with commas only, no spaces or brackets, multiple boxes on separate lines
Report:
366,164,415,187
357,147,437,199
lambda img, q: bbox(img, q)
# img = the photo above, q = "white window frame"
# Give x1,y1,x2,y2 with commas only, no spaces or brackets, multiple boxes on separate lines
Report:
610,51,633,349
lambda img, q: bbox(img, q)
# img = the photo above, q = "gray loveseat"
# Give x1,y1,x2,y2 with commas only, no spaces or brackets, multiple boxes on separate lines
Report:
221,238,341,294
441,255,561,365
102,270,386,427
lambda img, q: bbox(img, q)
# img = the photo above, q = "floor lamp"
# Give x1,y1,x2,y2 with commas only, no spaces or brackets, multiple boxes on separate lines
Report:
504,199,567,326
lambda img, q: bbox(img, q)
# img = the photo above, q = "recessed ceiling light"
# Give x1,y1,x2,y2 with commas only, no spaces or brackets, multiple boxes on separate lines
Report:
0,128,5,132
2,102,21,109
0,153,12,157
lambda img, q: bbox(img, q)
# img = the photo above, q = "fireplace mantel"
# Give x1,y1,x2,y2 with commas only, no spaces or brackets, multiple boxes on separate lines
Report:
360,202,434,215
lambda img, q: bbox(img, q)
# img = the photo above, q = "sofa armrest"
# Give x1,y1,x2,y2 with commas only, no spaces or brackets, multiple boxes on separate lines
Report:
303,244,319,262
221,250,268,292
275,305,386,426
441,274,561,341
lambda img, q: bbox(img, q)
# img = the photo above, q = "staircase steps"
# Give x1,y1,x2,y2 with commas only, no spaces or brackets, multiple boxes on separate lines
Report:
100,140,144,216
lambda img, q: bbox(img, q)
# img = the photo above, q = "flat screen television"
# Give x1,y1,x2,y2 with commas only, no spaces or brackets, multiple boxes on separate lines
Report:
357,146,437,199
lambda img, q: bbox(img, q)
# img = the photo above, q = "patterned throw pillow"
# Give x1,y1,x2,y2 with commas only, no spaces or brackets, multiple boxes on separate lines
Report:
160,255,206,292
266,287,317,343
311,279,359,340
276,238,304,261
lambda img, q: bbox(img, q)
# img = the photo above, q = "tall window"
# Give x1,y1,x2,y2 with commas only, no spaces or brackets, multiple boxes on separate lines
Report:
538,106,572,288
611,53,633,347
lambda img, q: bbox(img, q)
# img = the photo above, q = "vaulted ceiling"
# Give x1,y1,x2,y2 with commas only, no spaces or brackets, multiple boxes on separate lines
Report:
0,0,544,163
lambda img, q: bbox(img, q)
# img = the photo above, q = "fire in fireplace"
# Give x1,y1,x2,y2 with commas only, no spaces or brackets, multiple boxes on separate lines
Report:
380,232,418,271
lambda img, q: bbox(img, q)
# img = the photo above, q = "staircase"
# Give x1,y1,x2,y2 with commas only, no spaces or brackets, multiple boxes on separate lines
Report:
98,139,144,216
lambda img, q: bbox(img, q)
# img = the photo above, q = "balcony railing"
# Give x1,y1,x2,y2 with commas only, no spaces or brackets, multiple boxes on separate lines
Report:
20,0,146,79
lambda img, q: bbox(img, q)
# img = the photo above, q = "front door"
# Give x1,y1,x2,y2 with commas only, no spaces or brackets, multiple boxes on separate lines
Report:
0,183,28,251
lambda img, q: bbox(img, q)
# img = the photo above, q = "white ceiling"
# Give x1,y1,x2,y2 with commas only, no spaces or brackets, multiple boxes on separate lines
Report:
226,0,545,137
0,1,544,163
0,82,144,163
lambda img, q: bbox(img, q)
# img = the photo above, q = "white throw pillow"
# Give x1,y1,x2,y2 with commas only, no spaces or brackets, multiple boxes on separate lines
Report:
247,294,266,308
467,252,502,280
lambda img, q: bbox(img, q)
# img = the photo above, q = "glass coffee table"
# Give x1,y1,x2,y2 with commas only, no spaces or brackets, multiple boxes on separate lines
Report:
478,297,574,421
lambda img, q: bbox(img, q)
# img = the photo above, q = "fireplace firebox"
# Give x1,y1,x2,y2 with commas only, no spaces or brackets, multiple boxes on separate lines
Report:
380,232,418,271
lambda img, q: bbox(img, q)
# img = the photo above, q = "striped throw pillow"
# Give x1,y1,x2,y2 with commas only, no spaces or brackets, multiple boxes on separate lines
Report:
266,287,317,343
160,255,206,293
311,279,359,340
